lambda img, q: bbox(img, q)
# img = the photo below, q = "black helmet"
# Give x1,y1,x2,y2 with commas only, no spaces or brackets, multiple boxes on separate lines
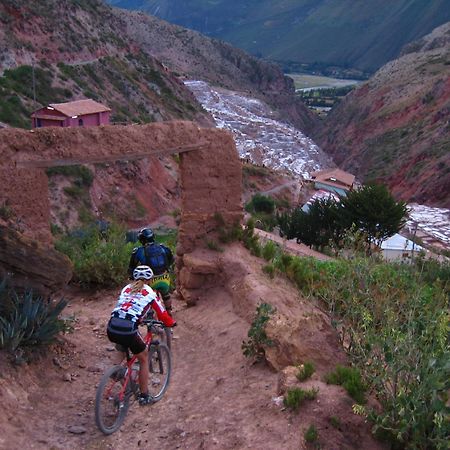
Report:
138,227,154,244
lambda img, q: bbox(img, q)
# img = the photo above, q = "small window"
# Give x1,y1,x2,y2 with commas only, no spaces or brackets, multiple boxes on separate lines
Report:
36,118,42,128
78,118,84,126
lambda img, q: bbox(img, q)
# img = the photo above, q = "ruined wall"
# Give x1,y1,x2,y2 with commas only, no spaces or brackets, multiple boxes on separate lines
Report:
0,121,243,295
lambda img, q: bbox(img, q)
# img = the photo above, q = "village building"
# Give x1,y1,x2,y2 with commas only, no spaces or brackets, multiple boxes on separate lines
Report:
301,189,340,212
380,233,424,263
31,99,111,128
310,168,355,196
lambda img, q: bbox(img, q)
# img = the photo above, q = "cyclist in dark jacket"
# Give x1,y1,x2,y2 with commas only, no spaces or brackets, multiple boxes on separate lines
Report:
128,227,174,311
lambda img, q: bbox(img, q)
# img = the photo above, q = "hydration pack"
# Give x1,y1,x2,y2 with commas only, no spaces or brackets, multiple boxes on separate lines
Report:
144,244,168,275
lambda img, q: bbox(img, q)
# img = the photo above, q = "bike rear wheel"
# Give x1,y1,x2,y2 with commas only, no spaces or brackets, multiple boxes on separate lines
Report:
95,365,130,434
148,342,171,401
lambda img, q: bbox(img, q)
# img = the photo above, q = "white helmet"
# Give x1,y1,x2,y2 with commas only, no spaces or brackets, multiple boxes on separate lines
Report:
133,265,154,280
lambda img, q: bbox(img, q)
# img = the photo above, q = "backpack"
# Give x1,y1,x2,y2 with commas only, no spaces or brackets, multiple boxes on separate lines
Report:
144,244,168,275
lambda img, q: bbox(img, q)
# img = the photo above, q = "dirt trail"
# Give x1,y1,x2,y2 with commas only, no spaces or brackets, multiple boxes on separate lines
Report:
0,244,385,450
1,287,301,450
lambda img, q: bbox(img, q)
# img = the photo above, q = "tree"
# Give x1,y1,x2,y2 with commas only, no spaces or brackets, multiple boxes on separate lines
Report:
340,184,408,248
277,198,345,250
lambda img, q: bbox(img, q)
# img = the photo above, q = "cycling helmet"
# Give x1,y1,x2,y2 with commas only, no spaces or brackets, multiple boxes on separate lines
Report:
138,227,155,244
133,265,154,280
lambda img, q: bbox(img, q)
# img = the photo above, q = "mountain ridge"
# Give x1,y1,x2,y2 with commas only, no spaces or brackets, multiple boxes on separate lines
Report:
315,22,450,207
107,0,450,73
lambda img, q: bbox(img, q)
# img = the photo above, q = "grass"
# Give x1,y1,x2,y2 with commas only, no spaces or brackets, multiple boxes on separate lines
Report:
304,424,319,443
296,361,315,381
283,387,319,412
325,365,367,404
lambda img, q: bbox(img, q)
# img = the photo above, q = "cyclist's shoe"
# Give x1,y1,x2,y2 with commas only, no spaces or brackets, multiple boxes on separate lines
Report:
138,393,153,406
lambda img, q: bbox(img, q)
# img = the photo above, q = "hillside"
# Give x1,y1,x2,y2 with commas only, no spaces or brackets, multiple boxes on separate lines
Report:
0,0,317,133
315,23,450,207
0,0,209,128
107,0,450,74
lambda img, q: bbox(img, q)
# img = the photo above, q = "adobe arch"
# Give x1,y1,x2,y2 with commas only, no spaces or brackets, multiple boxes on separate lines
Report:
0,121,243,294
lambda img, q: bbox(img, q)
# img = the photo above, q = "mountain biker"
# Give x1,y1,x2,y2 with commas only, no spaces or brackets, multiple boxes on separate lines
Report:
107,265,176,406
128,227,174,313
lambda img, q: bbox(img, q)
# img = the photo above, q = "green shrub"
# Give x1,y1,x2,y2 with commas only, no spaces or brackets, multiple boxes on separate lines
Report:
242,218,261,256
0,280,68,353
242,302,276,360
55,221,134,287
46,165,94,187
297,361,315,381
283,387,319,411
246,193,275,214
304,424,319,443
329,416,341,429
262,263,275,279
262,240,277,261
206,239,223,252
325,365,367,404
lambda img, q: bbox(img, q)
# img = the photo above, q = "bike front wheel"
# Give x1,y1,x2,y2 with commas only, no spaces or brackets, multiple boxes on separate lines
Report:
95,365,130,435
148,342,171,401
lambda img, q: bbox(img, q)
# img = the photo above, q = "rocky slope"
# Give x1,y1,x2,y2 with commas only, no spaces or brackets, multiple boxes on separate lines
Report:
116,9,319,134
109,0,450,74
315,22,450,207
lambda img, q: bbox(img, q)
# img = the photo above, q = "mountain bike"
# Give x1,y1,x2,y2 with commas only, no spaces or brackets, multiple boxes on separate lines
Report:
95,318,172,435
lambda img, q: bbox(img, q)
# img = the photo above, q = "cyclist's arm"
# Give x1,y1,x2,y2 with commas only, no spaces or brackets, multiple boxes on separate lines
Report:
150,294,176,327
128,247,139,278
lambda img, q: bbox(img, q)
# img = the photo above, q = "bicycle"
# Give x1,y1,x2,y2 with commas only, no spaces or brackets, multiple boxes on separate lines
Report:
95,317,172,435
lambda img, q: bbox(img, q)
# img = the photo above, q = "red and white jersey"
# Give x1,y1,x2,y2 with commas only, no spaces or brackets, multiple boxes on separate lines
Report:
111,283,175,327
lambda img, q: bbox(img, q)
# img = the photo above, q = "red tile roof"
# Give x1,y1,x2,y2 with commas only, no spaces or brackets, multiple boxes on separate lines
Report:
311,168,355,190
48,99,110,117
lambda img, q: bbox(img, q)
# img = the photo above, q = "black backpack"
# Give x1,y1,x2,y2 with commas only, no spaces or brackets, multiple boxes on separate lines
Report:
144,244,168,275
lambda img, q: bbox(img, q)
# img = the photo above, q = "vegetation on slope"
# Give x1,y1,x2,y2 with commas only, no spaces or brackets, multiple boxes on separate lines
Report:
0,0,205,128
245,225,450,449
316,23,450,207
108,0,450,73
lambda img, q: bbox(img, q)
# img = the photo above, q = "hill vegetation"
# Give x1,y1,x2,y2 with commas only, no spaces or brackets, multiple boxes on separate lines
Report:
107,0,450,74
315,23,450,207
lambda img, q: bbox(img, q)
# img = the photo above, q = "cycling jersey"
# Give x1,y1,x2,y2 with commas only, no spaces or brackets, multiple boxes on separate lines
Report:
110,283,175,327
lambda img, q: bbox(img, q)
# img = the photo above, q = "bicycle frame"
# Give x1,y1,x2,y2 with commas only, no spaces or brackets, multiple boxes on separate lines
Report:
104,318,164,405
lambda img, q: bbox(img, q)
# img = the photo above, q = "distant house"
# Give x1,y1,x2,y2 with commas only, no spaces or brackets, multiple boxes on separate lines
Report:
31,99,111,128
380,233,424,263
301,189,340,212
310,168,355,196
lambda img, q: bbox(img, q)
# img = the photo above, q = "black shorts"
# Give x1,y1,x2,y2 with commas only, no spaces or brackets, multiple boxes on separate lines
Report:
107,318,147,355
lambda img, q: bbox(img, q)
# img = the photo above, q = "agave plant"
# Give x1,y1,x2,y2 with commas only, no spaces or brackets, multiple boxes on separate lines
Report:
0,279,68,352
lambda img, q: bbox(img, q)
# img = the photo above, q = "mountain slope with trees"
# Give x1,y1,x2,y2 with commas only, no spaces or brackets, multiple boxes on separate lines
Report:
107,0,450,73
315,23,450,207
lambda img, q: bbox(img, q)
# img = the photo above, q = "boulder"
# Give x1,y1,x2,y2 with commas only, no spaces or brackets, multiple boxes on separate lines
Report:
0,225,73,295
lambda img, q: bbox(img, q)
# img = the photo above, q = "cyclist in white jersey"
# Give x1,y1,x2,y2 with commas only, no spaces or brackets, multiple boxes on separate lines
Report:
107,265,176,405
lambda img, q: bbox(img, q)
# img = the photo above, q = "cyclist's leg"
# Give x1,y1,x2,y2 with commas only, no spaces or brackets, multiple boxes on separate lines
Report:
129,332,149,400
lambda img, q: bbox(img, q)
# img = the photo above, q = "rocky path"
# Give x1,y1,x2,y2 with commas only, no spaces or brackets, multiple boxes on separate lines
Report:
1,287,301,450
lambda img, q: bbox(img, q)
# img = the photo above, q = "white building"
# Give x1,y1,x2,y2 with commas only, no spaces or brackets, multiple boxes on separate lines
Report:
381,233,424,263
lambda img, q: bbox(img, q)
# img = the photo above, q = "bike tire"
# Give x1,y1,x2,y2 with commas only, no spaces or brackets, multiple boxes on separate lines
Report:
95,365,130,435
148,342,171,401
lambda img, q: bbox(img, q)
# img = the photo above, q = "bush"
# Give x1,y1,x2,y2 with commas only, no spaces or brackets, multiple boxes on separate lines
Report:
247,193,275,214
262,240,277,261
297,361,315,381
0,280,68,354
325,365,367,404
242,302,276,360
55,221,134,287
304,424,319,443
283,387,319,411
262,263,275,279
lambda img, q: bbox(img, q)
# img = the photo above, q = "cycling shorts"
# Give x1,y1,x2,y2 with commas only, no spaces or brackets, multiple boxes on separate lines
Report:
149,273,171,295
107,318,146,354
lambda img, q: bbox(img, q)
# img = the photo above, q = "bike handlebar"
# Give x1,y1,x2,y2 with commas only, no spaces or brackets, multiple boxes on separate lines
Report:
141,318,165,327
